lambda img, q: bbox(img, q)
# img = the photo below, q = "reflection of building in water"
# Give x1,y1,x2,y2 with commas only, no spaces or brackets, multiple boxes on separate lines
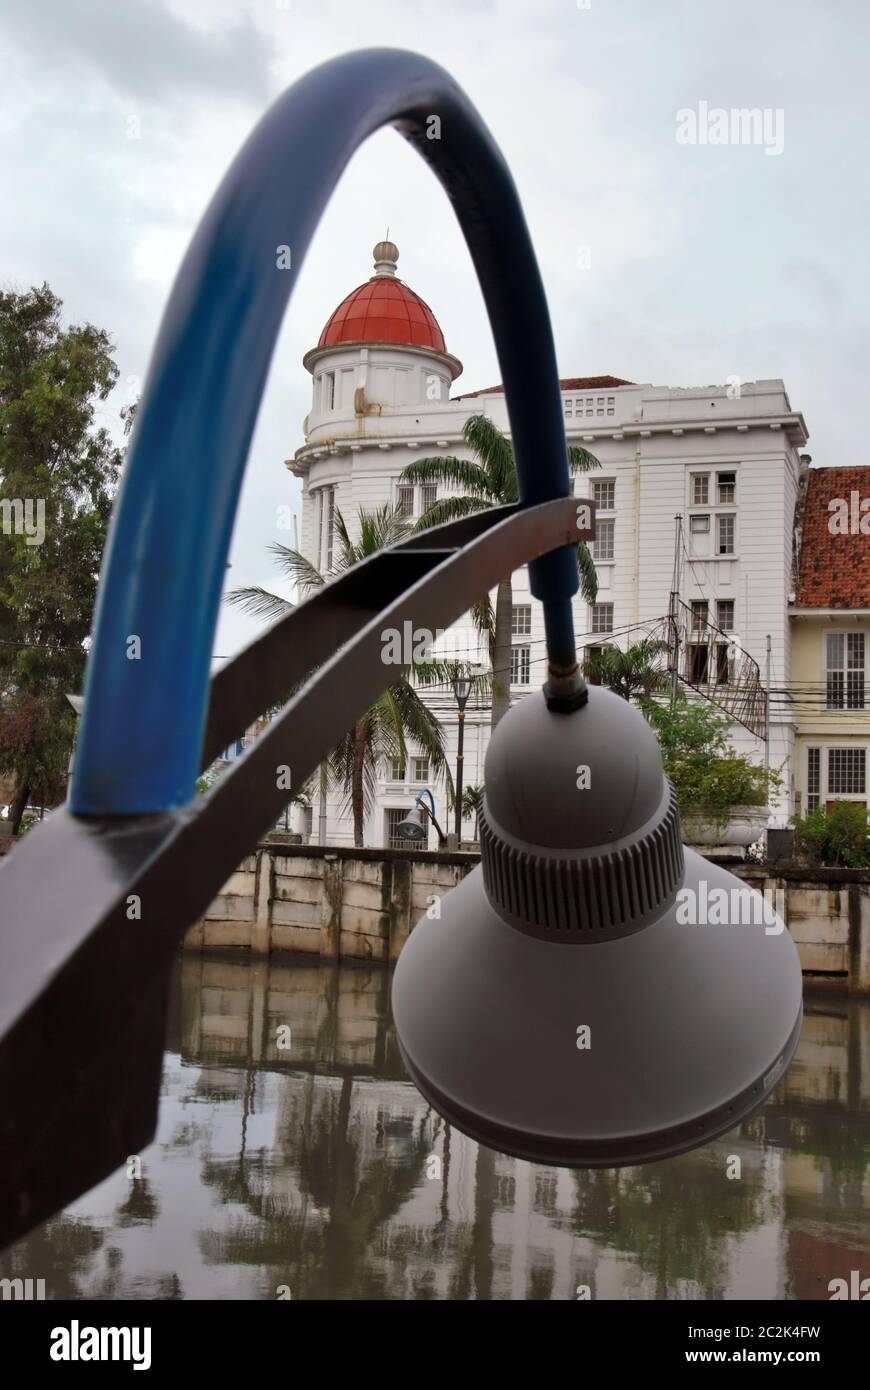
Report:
174,957,870,1300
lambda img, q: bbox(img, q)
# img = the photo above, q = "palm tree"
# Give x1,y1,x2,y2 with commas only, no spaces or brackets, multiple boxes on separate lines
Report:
399,414,601,729
461,784,484,841
583,637,670,703
227,504,461,848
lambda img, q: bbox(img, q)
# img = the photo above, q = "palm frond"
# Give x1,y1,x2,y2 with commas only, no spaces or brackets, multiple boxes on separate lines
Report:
333,506,353,566
399,454,492,498
414,494,490,532
464,414,516,501
357,503,412,557
388,678,455,804
575,540,599,604
265,543,325,596
568,445,602,475
470,595,495,651
225,585,293,621
411,658,491,700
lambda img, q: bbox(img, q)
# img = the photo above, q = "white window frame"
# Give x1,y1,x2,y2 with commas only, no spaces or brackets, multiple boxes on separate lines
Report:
385,806,415,849
510,645,531,686
716,599,735,632
511,604,532,636
591,478,615,511
396,484,415,519
805,743,869,811
592,516,614,561
691,473,709,506
824,630,866,711
589,603,614,635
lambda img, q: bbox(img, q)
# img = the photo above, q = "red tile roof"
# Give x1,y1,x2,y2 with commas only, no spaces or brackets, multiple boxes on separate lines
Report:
796,466,870,608
458,375,633,398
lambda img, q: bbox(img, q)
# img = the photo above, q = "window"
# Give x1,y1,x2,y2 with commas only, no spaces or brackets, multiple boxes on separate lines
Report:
688,644,709,684
512,604,532,636
591,479,615,510
318,486,336,571
396,485,415,518
590,603,613,634
714,643,730,685
389,757,406,781
386,807,415,850
690,600,709,631
807,747,820,812
592,517,614,560
412,756,429,783
421,483,437,514
510,645,531,685
303,805,314,841
585,644,607,684
826,632,865,710
689,514,710,533
716,600,735,631
828,748,866,797
691,474,709,505
717,515,735,554
717,471,736,504
323,372,335,411
572,395,615,418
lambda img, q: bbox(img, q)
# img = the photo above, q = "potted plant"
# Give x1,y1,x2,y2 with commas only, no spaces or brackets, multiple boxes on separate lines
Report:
640,697,779,855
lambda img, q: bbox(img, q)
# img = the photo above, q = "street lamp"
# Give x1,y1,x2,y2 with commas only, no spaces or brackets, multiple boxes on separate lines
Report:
452,673,472,842
393,684,803,1167
397,788,447,848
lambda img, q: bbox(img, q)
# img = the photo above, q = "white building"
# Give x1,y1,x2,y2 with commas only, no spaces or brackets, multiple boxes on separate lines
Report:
289,241,809,846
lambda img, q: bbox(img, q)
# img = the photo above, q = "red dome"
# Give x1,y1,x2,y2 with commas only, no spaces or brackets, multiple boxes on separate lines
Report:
317,244,447,354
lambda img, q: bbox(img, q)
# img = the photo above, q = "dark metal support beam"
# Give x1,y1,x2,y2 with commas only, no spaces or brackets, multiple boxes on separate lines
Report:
0,497,592,1250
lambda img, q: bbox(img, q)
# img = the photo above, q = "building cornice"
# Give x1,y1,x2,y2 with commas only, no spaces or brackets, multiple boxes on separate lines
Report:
302,338,463,380
289,411,808,474
790,607,870,619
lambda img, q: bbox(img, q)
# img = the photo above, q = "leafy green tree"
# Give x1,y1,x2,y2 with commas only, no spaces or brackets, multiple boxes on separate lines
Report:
228,503,467,847
640,695,779,823
399,415,600,729
0,284,122,833
583,637,669,702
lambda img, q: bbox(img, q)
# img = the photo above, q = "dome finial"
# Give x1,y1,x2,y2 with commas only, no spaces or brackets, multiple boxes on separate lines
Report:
372,238,399,277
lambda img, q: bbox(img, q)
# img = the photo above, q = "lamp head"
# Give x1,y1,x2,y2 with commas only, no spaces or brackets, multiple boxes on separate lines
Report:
392,686,802,1166
453,674,472,709
396,802,428,843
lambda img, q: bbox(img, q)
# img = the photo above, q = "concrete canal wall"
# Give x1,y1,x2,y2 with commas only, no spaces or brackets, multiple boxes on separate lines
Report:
183,842,870,992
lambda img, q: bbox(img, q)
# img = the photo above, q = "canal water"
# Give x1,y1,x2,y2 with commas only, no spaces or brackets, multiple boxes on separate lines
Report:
2,955,869,1300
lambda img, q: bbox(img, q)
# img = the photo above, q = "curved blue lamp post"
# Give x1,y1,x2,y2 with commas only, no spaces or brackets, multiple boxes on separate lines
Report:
71,46,581,816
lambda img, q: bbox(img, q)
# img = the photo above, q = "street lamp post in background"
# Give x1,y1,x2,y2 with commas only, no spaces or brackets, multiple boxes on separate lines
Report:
397,788,447,848
452,674,472,842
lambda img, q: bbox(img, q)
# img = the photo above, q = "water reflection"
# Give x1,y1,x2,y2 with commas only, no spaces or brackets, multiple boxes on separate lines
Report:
2,956,869,1299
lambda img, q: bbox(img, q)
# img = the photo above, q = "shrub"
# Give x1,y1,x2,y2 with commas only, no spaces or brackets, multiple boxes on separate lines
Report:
791,802,870,868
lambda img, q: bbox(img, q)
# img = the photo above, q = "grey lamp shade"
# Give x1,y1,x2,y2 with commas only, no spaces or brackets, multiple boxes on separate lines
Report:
397,806,427,842
391,687,802,1167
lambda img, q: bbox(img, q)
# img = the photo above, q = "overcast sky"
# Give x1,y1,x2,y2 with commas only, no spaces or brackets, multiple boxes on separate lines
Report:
2,0,868,658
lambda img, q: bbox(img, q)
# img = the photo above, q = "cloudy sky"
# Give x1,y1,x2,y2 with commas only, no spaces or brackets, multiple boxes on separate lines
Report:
1,0,867,657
